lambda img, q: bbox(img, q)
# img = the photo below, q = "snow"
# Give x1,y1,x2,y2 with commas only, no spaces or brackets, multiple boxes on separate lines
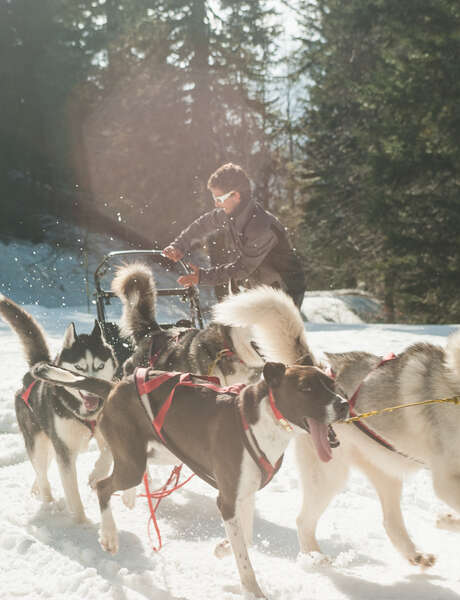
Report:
1,298,460,600
1,232,460,599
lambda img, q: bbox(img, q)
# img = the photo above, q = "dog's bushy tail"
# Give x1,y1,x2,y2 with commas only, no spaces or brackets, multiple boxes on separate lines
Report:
0,294,51,366
111,263,159,343
213,286,314,365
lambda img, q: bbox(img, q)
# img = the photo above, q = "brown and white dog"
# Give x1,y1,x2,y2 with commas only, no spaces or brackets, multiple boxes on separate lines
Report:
32,359,347,598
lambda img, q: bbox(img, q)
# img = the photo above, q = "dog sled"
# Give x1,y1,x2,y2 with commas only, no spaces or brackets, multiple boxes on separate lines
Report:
94,249,204,365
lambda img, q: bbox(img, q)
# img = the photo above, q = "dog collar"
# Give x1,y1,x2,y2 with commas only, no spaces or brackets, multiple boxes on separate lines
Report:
268,389,293,432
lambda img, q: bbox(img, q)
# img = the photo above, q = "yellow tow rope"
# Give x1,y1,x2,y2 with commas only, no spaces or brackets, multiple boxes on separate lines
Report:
208,348,233,376
342,395,460,424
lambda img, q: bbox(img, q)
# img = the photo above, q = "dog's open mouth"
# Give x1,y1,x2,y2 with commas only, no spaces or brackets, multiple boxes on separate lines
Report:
79,391,101,413
303,418,339,462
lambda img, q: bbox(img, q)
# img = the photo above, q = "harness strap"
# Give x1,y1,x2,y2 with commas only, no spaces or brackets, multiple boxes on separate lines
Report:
134,368,245,489
134,368,285,490
21,380,38,409
21,379,97,435
238,388,286,488
348,352,396,411
330,353,398,452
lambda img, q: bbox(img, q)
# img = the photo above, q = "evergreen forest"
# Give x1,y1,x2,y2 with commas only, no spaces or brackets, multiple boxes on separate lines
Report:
2,0,460,322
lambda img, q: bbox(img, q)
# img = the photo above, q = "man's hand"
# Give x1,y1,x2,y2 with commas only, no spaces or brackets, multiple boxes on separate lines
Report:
177,264,200,288
162,245,184,262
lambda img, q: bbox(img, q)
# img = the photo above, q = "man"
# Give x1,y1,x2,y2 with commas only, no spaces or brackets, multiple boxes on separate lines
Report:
162,163,306,308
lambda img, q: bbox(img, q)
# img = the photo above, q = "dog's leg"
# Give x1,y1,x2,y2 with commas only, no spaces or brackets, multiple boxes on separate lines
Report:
29,432,54,503
436,513,460,532
88,430,113,489
432,466,460,533
295,434,349,556
239,492,255,547
358,457,436,568
97,439,147,554
55,451,87,523
217,494,265,599
214,492,256,559
121,487,137,509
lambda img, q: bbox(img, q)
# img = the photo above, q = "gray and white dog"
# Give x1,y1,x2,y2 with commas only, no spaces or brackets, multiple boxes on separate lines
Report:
213,286,460,568
112,262,264,383
0,295,117,522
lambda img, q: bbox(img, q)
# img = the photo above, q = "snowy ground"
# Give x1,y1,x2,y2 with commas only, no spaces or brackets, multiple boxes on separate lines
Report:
1,300,460,600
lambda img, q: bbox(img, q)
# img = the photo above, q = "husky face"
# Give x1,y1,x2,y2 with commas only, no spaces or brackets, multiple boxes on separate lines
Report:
57,321,117,418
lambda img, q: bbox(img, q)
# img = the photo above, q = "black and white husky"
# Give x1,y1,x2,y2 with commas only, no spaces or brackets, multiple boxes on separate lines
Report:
112,263,264,383
0,294,117,522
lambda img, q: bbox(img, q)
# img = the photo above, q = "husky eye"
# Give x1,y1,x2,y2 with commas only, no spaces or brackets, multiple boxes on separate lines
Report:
94,362,105,371
74,364,85,371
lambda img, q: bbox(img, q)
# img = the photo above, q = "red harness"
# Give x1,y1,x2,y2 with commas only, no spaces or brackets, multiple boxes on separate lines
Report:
329,353,397,451
21,379,97,435
21,380,38,408
134,368,286,488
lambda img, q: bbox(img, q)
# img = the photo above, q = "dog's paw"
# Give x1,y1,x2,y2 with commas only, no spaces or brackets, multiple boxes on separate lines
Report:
88,470,101,489
410,552,436,569
436,513,460,532
297,550,332,570
72,511,90,525
214,538,232,559
122,488,137,509
31,479,54,503
99,529,119,554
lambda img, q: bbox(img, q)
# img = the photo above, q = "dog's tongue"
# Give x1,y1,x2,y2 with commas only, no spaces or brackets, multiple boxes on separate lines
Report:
306,418,333,462
80,392,99,412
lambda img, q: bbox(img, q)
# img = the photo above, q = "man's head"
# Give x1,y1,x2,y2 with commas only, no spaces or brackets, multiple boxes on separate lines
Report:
207,163,251,214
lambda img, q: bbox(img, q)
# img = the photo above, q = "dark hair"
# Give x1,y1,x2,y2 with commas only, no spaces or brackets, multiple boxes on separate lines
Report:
207,163,251,201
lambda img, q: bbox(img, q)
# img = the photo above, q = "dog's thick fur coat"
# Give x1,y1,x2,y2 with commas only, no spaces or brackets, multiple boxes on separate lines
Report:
33,357,347,599
112,262,263,382
214,286,460,567
0,294,117,522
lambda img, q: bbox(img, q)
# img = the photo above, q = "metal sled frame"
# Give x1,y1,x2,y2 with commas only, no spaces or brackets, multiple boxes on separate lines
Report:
94,250,204,364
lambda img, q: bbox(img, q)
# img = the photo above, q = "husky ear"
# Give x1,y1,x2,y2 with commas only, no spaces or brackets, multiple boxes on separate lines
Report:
62,322,77,349
91,320,103,339
263,362,286,388
295,353,314,367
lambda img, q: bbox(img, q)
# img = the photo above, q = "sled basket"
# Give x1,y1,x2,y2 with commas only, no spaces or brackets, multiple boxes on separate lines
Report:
94,250,204,365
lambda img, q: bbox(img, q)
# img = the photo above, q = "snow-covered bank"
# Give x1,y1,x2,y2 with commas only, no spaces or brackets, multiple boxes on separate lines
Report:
1,303,460,600
1,235,384,324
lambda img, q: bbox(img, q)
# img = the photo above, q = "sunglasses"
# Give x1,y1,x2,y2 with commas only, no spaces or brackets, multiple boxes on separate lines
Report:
213,190,235,205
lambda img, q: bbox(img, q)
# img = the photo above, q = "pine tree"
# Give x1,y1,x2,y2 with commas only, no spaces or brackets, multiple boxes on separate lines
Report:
295,0,460,322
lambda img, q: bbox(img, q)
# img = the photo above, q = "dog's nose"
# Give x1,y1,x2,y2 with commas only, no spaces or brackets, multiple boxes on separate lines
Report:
334,395,349,419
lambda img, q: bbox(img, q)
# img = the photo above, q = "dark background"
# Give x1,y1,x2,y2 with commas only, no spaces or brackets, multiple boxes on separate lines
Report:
2,0,460,322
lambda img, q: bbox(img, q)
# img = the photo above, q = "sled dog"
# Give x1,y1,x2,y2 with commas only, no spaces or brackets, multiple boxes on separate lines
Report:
111,262,263,383
0,295,117,522
213,286,460,567
32,356,347,598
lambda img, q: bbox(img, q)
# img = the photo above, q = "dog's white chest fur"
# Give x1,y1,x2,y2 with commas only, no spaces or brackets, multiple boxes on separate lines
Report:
54,414,92,453
235,396,293,500
249,397,293,467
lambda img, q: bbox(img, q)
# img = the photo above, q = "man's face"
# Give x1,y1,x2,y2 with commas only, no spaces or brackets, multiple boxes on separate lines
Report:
210,187,241,215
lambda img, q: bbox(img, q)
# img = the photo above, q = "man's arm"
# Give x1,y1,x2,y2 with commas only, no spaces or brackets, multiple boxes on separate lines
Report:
169,209,225,255
197,228,278,286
